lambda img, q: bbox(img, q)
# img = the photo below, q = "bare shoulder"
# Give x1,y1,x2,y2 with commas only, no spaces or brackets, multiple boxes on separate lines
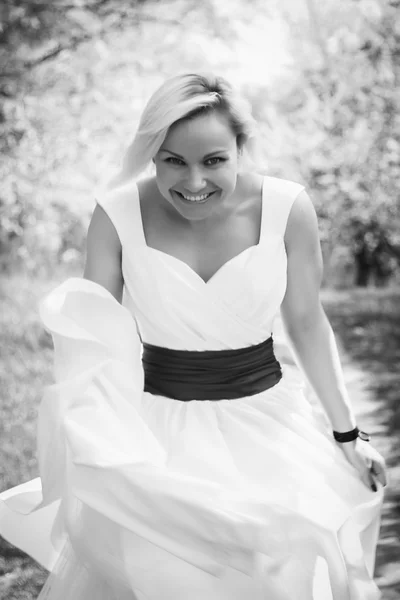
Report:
136,176,162,219
284,189,320,251
90,201,120,235
83,201,124,303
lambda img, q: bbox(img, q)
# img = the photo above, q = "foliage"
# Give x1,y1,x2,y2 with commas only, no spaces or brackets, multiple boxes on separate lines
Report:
0,0,200,277
0,188,85,275
0,0,399,286
269,0,400,285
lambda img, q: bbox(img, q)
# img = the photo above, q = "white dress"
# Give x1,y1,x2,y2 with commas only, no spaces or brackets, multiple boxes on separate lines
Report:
0,175,385,600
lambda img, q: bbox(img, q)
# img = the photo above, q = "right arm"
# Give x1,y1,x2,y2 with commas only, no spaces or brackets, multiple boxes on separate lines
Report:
83,203,124,303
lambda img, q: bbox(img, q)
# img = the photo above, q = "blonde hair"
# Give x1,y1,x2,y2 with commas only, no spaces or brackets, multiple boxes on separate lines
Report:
104,73,262,191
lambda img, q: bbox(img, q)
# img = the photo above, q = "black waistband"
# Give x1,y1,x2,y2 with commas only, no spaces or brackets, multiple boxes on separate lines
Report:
142,336,282,401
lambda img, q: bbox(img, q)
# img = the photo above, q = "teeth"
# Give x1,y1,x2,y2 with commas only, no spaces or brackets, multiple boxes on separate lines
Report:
180,192,212,202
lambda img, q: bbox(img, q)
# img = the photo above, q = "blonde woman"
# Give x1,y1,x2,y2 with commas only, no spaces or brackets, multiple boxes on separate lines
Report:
0,73,387,599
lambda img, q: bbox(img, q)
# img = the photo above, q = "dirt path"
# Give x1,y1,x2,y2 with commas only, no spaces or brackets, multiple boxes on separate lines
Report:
336,342,400,600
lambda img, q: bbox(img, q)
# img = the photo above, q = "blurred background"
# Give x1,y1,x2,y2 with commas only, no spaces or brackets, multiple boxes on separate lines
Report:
0,0,399,598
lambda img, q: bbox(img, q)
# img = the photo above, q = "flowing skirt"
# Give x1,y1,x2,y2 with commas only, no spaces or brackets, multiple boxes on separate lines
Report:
0,278,384,600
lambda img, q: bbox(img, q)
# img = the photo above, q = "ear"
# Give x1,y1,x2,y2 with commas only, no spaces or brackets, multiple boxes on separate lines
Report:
237,147,245,173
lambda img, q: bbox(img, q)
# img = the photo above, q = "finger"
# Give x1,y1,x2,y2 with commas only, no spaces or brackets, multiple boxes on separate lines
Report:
358,464,375,491
361,458,375,488
360,458,379,491
367,469,378,492
365,457,373,470
371,462,387,487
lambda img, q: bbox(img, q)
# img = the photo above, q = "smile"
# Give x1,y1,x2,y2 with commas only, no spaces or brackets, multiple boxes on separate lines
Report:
175,191,216,203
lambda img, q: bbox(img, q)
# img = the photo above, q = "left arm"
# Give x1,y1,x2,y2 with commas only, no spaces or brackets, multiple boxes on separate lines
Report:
281,190,387,491
281,190,355,432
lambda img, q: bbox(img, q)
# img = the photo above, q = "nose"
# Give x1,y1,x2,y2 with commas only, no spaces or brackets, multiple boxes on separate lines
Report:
184,167,207,193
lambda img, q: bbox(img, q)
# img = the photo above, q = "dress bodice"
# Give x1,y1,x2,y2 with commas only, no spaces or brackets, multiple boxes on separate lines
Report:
95,175,305,351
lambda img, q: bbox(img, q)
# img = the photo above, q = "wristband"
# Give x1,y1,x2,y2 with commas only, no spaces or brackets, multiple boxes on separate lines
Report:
333,426,371,443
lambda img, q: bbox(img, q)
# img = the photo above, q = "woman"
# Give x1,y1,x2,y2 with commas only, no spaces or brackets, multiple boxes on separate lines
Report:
0,73,387,599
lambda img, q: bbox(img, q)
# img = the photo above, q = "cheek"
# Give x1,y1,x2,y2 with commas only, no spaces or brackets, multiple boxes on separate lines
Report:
155,165,174,190
218,163,238,188
222,156,238,174
156,162,180,182
155,166,179,201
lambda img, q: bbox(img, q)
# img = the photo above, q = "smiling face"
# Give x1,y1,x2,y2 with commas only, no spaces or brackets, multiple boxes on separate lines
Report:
153,110,241,222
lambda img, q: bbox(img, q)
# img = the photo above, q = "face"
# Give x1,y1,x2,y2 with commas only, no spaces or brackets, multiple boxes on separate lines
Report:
153,111,241,222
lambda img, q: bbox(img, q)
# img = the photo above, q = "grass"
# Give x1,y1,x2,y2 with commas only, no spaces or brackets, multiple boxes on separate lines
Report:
0,272,399,599
0,268,79,600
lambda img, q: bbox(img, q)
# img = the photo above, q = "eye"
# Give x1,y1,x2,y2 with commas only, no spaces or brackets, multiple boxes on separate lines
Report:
205,157,226,166
165,156,185,166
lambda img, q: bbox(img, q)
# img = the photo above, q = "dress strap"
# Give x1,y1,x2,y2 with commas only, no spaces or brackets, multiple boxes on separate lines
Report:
260,175,306,241
94,180,146,249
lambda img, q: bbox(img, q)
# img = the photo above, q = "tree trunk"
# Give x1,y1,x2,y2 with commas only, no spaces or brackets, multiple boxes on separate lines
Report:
354,248,371,287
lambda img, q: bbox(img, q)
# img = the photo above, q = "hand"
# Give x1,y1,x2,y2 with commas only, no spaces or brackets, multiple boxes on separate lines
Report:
336,438,388,492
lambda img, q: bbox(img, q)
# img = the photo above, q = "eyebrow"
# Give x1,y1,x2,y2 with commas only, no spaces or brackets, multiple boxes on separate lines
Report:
159,149,227,159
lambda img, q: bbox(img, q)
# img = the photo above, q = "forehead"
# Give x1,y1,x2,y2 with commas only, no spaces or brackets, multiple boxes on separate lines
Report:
161,112,236,155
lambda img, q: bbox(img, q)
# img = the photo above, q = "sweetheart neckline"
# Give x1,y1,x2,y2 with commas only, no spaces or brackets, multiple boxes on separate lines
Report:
143,243,260,285
134,177,266,285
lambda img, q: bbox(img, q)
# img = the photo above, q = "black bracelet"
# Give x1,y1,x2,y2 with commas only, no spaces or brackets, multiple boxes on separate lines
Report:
333,426,371,443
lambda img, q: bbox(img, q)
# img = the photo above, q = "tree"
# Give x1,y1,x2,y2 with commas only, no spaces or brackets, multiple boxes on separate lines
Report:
270,0,400,286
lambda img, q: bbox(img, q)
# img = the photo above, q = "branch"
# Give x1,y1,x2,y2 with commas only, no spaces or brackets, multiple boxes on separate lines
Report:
3,0,113,10
133,14,183,27
23,34,93,69
3,10,183,75
0,0,195,78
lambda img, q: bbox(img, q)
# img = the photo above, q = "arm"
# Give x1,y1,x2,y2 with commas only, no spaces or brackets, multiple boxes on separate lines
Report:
83,203,124,303
281,190,388,491
280,190,357,432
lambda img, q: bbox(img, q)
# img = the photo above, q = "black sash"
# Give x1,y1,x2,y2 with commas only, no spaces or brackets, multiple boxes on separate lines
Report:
142,336,282,401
